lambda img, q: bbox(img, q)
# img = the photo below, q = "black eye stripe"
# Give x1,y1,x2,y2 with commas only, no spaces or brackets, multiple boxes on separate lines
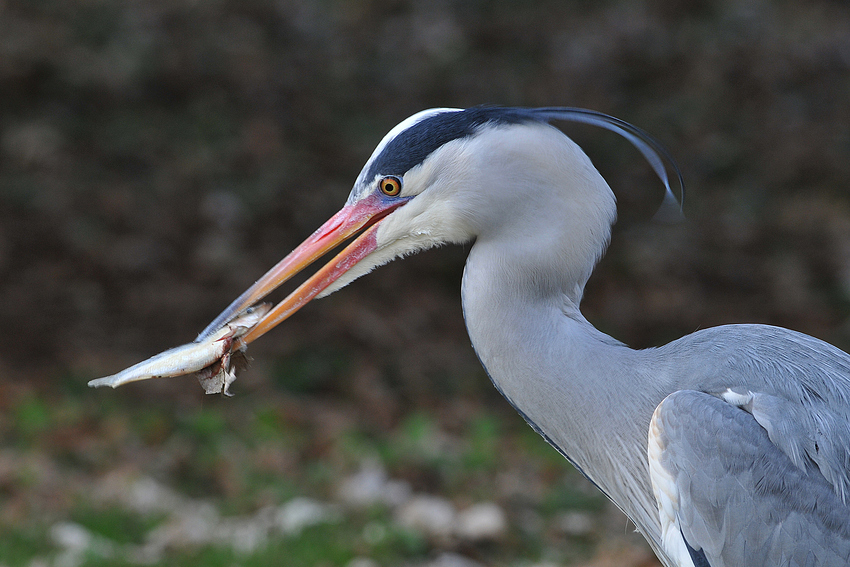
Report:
364,108,533,180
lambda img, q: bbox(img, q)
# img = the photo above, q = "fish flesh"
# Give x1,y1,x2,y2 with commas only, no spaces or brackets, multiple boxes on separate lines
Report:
88,304,271,393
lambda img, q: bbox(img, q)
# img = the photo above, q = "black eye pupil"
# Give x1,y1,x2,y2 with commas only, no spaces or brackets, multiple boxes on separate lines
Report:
382,177,400,194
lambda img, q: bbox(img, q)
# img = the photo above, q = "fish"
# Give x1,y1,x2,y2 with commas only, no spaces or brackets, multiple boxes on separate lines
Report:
88,303,271,394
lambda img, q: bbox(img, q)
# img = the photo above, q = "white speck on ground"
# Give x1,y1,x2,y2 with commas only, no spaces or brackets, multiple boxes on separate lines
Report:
419,552,486,567
275,496,341,535
556,510,595,537
396,495,456,539
454,502,507,541
337,460,412,508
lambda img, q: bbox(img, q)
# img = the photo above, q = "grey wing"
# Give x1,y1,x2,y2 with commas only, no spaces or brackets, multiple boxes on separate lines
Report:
648,390,850,567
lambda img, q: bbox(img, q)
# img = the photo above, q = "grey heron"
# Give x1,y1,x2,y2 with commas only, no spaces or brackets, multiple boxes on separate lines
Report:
196,107,850,566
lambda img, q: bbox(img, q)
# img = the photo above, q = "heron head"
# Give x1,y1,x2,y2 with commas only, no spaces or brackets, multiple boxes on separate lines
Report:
196,107,682,346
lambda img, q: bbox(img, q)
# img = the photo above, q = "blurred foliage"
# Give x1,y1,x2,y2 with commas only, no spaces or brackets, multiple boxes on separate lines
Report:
1,0,849,565
70,505,165,545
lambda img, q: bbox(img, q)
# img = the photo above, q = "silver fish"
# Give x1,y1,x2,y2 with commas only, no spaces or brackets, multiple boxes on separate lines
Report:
88,304,271,391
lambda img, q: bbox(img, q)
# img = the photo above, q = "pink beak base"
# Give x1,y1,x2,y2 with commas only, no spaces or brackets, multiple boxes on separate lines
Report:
197,194,405,347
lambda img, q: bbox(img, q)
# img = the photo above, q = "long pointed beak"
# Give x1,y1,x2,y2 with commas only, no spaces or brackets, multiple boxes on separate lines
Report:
197,193,407,346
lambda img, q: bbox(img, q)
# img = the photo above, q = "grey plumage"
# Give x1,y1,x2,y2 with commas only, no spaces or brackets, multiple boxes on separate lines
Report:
199,107,850,566
655,388,850,565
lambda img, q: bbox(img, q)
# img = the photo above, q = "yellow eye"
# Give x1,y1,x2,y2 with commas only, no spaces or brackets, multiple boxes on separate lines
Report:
379,176,402,196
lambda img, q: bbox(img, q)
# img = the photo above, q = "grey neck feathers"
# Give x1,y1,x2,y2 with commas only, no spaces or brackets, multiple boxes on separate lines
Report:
461,236,670,544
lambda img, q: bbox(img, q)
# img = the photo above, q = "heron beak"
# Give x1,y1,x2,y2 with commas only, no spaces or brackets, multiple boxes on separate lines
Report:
197,194,408,346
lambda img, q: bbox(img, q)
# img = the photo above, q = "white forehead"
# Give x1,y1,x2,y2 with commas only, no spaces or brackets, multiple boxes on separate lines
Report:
352,108,461,191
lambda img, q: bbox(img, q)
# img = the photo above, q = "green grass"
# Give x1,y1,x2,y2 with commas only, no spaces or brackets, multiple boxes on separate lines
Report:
0,526,54,567
12,395,52,441
461,413,501,472
70,505,165,545
539,478,606,516
26,506,431,567
0,379,623,567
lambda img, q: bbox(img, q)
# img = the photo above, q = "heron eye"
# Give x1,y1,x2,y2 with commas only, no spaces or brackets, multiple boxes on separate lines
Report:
379,176,402,196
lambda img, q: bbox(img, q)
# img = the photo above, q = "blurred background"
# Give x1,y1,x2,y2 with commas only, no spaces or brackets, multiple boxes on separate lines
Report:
1,0,849,566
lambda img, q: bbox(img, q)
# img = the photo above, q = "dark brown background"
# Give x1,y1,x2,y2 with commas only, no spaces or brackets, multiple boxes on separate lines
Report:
1,0,849,564
5,0,850,398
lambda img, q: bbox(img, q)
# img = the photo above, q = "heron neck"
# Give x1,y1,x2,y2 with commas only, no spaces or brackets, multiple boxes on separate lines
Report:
461,238,669,542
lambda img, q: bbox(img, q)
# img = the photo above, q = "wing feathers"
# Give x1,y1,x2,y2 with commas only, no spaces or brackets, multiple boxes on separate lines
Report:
649,390,850,567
